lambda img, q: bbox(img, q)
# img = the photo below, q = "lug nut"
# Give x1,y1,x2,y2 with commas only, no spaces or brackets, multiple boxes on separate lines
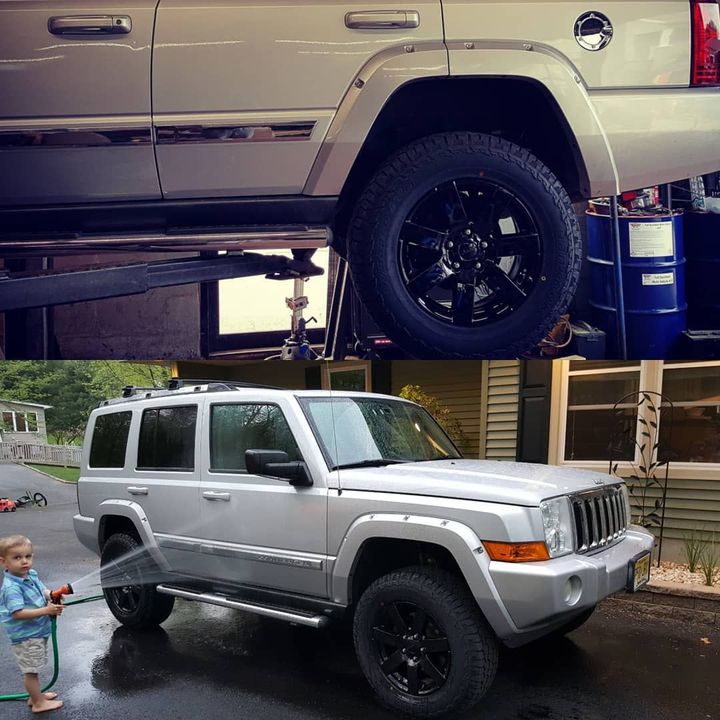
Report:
452,262,460,269
464,229,472,236
481,241,488,249
447,241,454,248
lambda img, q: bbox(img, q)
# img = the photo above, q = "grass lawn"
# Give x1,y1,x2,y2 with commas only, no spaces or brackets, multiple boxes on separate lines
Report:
27,464,80,483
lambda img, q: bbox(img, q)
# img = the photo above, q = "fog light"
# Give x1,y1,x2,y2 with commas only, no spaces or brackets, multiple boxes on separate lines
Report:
564,575,582,606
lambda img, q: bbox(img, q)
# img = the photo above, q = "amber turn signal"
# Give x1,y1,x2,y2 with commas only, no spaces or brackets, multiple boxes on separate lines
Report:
483,541,550,562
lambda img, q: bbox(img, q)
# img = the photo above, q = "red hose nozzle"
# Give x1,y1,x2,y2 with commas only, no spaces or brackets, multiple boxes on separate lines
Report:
49,583,73,604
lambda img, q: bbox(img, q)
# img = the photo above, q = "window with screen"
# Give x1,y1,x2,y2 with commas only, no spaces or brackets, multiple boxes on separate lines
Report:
138,406,197,471
564,362,641,461
210,404,301,472
90,412,132,468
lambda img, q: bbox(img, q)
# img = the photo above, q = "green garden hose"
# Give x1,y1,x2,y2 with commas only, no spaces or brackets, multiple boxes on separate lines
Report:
0,594,104,702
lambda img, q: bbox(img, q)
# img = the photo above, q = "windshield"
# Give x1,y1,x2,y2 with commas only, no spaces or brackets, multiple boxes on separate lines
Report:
298,397,462,470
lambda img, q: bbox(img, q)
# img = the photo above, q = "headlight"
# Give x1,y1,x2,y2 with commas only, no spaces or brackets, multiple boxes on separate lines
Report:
619,483,632,526
540,496,574,558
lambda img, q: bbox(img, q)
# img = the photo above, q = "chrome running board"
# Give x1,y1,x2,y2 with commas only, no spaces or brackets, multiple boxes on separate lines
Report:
156,584,329,629
0,225,331,256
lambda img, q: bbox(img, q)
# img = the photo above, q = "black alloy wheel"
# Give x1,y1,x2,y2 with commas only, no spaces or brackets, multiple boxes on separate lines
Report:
353,567,498,717
105,565,143,615
371,600,450,697
100,532,174,628
399,178,542,327
347,132,582,358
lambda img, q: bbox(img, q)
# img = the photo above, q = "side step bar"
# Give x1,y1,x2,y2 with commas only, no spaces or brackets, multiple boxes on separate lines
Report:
0,225,331,256
156,584,330,629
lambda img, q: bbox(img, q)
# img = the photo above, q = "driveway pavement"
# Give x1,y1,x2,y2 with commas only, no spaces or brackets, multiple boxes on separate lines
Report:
1,463,718,720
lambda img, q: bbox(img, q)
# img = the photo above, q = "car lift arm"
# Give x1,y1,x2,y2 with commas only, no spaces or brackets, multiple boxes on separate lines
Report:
0,253,324,311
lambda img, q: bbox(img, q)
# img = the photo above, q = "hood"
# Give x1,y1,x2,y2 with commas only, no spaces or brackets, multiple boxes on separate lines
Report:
338,459,618,506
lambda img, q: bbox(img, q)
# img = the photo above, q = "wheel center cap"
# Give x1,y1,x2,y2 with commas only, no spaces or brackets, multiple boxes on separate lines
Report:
458,240,479,261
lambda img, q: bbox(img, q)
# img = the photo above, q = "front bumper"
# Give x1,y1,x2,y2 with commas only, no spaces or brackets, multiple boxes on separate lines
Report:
488,526,653,644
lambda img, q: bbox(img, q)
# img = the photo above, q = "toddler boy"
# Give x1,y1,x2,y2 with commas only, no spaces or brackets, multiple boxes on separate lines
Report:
0,534,63,713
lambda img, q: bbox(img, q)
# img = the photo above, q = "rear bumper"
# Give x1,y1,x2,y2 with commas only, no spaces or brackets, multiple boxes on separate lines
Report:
590,88,720,195
73,513,100,556
487,526,653,646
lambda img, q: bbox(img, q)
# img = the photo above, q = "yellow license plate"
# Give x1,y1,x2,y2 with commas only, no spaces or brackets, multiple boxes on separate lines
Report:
630,552,651,592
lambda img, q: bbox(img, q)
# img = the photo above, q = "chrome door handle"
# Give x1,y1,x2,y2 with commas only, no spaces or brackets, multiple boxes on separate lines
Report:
127,486,148,495
345,10,420,29
202,491,231,502
48,16,132,35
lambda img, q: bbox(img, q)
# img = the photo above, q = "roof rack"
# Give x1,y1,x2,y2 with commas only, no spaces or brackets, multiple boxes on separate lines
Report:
167,378,282,391
97,378,284,407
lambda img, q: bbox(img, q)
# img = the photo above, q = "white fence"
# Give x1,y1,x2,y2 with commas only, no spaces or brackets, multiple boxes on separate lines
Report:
0,442,81,467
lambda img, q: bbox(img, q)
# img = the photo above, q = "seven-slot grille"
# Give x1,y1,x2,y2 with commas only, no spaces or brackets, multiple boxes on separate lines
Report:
571,486,628,553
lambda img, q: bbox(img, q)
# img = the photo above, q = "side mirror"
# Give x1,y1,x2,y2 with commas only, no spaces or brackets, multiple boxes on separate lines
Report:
245,449,312,487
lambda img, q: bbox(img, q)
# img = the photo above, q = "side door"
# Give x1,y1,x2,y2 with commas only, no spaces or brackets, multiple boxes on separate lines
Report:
197,397,328,598
151,0,444,198
0,0,161,206
129,399,204,576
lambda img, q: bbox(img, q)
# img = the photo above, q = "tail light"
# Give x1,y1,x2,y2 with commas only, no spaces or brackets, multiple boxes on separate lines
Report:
691,1,720,86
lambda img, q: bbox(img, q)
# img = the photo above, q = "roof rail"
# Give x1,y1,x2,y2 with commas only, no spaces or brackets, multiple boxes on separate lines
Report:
167,378,282,391
97,378,286,407
121,385,159,398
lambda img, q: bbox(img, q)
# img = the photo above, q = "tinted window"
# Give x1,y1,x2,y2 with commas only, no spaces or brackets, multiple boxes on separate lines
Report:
211,404,301,472
138,406,197,471
90,412,132,468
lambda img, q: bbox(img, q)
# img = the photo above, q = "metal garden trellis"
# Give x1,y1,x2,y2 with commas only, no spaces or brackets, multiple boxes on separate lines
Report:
607,390,674,566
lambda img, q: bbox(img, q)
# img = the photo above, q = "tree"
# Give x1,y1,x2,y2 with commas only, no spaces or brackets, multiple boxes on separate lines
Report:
0,361,95,444
0,361,171,445
89,361,171,401
398,384,467,448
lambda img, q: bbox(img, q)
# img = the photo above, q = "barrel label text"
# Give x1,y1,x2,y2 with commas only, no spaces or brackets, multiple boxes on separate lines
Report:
629,222,674,258
642,272,675,286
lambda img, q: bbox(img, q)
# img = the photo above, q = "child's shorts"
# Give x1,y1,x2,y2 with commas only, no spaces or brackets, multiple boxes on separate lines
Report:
11,637,49,674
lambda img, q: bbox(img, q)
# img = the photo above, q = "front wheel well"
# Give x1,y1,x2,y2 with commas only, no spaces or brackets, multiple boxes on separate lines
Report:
349,537,467,607
98,515,141,550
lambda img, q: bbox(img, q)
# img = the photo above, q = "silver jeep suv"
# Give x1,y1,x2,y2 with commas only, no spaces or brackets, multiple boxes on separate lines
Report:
74,380,654,717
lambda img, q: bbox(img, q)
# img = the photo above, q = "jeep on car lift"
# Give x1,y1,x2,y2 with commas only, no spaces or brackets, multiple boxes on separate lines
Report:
2,1,719,357
74,381,654,716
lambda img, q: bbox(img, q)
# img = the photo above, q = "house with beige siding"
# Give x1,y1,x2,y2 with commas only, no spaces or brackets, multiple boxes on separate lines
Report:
173,359,720,561
0,399,51,444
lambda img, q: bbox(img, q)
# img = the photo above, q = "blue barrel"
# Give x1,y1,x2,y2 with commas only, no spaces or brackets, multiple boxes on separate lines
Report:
587,211,686,359
684,212,720,329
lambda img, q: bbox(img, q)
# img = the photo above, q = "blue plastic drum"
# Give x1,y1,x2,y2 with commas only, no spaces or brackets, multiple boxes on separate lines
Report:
684,212,720,329
587,210,686,359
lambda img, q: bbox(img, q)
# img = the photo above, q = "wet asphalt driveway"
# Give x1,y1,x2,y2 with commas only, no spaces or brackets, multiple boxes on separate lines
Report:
1,463,718,720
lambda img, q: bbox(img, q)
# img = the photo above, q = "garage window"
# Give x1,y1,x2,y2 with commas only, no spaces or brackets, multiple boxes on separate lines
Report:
138,406,197,471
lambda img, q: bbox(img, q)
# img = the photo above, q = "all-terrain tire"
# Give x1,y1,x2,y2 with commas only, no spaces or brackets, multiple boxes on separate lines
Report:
100,533,174,629
353,566,498,718
347,132,582,358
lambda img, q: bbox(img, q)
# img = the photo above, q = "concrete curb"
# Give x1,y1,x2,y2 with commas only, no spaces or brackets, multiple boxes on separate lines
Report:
611,579,720,625
19,462,78,484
